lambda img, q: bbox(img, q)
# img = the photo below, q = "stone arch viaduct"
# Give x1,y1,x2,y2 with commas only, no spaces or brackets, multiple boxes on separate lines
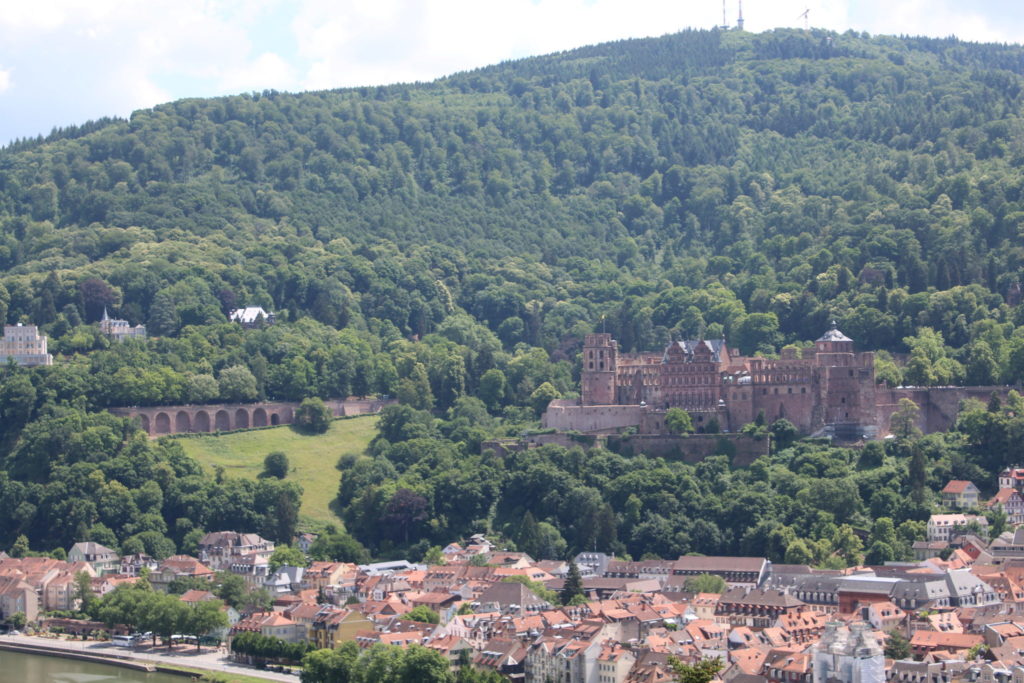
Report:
109,398,394,437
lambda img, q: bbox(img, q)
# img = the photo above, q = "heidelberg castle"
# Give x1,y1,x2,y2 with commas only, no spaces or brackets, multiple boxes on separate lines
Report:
543,323,1010,440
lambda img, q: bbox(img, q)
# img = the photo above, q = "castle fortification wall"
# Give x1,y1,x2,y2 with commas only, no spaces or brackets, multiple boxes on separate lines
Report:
542,403,644,433
875,386,1012,435
606,433,768,466
482,432,767,467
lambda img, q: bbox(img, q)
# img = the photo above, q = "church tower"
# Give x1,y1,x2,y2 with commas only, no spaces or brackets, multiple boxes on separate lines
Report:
581,333,617,405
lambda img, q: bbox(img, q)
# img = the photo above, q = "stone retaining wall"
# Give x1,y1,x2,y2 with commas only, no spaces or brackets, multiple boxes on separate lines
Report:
483,432,768,466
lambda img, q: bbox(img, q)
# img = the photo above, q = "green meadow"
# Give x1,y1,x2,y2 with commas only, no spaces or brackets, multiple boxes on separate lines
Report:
178,416,378,528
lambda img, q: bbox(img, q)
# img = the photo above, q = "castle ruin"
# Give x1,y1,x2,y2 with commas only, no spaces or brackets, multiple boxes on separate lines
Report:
544,323,1010,439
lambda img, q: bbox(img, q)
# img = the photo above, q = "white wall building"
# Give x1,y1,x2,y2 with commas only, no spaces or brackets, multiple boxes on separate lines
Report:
0,323,53,366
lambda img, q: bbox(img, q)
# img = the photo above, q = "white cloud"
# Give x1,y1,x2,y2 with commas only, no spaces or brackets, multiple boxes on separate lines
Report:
0,0,1022,143
294,0,731,91
290,0,865,93
218,52,296,92
861,0,1014,43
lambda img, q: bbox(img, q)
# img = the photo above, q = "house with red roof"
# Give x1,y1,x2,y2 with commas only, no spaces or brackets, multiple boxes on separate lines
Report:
473,637,528,679
942,480,980,509
149,555,214,591
0,576,37,622
232,611,305,643
764,650,811,683
302,561,357,592
1000,467,1024,492
989,488,1024,525
910,629,983,657
310,606,374,649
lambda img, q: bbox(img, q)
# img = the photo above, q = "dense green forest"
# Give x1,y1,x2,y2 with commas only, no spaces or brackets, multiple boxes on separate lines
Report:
329,395,1018,564
3,28,1024,560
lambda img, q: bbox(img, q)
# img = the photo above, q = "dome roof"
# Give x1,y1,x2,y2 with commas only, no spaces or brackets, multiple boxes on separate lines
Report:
817,321,852,343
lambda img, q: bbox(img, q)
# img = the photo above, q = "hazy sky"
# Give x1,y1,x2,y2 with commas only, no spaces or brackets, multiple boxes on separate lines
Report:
1,0,1022,145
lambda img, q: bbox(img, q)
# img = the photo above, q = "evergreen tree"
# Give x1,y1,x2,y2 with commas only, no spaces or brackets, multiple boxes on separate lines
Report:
561,560,585,605
884,630,911,660
516,511,542,559
909,446,927,504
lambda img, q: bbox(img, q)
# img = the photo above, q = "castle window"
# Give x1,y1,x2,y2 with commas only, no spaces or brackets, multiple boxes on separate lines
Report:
849,370,854,377
841,397,846,403
774,388,778,394
599,350,604,359
763,389,767,395
589,362,593,370
588,351,593,359
801,387,806,394
599,362,604,370
788,387,792,393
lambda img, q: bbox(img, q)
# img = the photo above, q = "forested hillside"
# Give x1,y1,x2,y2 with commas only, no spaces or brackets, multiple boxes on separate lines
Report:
2,28,1024,561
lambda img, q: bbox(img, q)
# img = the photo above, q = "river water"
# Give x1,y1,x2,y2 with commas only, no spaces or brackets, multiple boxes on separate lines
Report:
0,649,186,682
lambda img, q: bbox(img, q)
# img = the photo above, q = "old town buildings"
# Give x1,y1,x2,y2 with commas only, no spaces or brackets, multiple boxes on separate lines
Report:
17,525,1024,682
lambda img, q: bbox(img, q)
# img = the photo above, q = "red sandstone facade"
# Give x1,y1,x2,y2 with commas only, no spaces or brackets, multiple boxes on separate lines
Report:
110,397,394,437
578,323,874,436
555,323,1017,438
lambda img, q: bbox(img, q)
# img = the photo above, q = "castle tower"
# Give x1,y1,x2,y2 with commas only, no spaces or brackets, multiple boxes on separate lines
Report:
581,333,617,405
815,320,854,356
814,322,876,438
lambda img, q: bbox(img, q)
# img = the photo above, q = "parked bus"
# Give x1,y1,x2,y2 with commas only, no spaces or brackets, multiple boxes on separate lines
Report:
111,635,137,647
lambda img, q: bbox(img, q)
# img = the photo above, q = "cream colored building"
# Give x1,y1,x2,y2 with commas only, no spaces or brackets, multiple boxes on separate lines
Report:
99,308,147,341
0,324,53,366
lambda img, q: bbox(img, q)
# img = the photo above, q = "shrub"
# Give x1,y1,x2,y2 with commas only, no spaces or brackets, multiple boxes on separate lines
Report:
295,398,332,434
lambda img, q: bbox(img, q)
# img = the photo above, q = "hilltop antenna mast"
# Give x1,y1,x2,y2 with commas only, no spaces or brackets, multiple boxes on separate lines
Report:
797,8,810,30
720,0,729,30
737,0,744,30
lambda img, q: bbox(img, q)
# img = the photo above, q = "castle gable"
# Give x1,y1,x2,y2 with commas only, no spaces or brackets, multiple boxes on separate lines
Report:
661,339,726,363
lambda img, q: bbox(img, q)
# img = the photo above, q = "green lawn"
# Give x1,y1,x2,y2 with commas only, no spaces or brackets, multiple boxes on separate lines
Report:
178,416,378,529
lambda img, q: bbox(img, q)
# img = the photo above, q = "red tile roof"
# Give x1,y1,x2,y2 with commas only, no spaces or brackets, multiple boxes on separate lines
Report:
942,480,977,494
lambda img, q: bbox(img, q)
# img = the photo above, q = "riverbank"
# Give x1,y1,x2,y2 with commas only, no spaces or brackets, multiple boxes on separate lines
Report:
0,639,155,671
2,633,296,682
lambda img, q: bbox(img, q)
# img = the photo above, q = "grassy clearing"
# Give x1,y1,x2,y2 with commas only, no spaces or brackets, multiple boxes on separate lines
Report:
178,416,378,528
